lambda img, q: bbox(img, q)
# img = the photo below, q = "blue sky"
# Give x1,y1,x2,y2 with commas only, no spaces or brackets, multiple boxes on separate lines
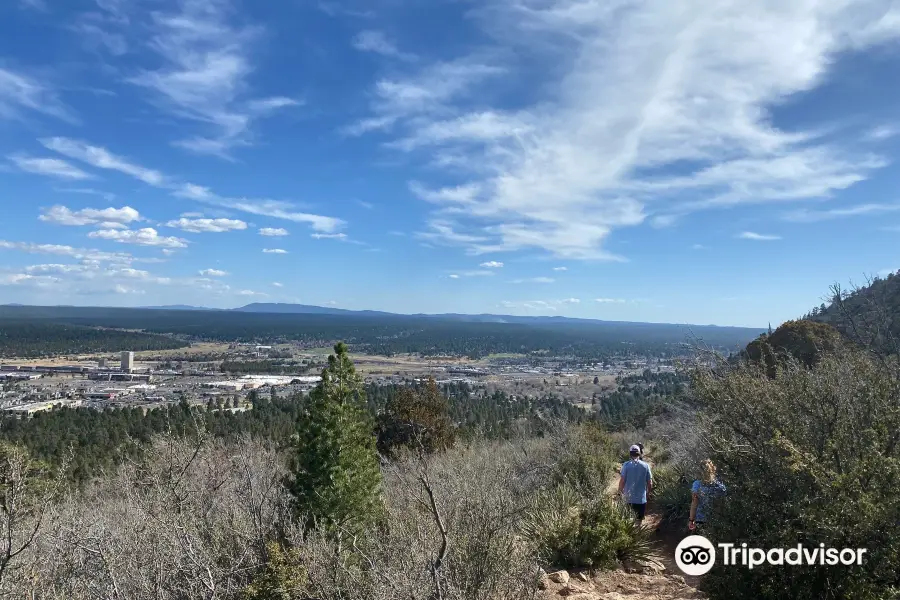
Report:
1,0,900,327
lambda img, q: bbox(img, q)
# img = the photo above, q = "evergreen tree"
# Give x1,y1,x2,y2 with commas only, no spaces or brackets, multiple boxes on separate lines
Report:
286,343,383,535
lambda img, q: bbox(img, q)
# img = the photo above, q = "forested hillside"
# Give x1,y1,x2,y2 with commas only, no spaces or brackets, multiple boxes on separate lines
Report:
0,382,584,484
0,305,761,359
0,321,187,357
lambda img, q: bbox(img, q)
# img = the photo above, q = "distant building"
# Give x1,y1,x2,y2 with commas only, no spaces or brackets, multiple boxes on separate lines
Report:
121,351,134,373
98,357,107,369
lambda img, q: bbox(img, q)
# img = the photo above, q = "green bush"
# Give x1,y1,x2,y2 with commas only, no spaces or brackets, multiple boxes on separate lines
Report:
242,542,308,600
693,348,900,600
550,423,617,497
521,484,656,569
650,464,692,525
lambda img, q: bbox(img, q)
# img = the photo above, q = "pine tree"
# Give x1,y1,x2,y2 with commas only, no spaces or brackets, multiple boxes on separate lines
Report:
286,342,383,535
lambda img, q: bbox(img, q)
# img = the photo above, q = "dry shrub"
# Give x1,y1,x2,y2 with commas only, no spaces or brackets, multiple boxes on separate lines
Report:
22,434,287,599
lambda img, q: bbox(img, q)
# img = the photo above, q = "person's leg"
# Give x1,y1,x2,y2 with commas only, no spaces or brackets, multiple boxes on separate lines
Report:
630,503,646,522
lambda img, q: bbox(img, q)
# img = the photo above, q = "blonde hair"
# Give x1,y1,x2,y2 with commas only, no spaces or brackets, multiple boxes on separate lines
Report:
702,459,717,484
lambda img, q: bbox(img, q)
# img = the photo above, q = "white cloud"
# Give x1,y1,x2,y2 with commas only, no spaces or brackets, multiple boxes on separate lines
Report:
501,298,580,312
344,59,505,136
736,231,781,241
0,240,133,263
0,67,73,122
40,138,344,233
354,0,900,259
511,277,555,284
272,282,283,287
596,298,627,304
88,228,189,248
9,155,92,179
480,261,504,268
352,30,415,60
311,233,348,240
782,203,900,222
263,248,288,254
54,187,116,201
0,273,59,287
127,0,298,158
864,124,900,141
113,285,144,295
41,137,165,185
259,227,289,236
448,270,495,278
40,205,142,228
164,217,247,233
357,200,375,210
553,266,568,271
199,269,229,277
180,211,205,218
692,244,707,250
237,289,267,297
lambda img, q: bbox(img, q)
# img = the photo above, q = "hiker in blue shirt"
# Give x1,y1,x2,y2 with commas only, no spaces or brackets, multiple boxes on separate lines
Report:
619,444,653,523
689,459,727,531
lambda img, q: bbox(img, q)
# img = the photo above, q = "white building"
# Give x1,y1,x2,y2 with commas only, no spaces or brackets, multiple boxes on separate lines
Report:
121,351,134,373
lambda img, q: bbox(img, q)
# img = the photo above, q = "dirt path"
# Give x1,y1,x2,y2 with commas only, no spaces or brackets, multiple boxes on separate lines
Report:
605,467,704,590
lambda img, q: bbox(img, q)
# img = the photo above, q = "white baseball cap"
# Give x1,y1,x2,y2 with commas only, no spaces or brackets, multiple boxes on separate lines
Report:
630,444,641,454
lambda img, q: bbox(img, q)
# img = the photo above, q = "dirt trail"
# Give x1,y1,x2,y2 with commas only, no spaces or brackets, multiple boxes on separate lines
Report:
537,464,707,600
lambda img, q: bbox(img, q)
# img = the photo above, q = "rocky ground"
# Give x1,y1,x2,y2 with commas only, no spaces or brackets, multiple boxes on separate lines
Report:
538,564,705,600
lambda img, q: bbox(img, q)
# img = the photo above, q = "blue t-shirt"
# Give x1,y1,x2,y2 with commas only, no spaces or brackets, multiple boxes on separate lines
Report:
691,479,727,521
621,459,653,504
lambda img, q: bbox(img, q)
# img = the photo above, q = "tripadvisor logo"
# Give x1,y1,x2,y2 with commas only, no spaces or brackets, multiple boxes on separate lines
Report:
675,536,868,576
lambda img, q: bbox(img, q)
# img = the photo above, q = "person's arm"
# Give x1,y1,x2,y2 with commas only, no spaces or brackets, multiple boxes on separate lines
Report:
618,467,626,494
646,466,653,497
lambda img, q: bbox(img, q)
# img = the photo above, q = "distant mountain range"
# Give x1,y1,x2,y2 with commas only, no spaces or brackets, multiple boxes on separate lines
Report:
126,302,758,329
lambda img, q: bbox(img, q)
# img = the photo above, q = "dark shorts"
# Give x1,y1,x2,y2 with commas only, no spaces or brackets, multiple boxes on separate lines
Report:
630,503,646,520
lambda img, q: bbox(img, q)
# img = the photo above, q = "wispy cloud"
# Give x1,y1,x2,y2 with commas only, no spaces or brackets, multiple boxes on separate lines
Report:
500,298,580,312
163,217,247,233
8,155,93,179
864,124,900,141
595,298,626,304
40,205,141,228
352,30,416,61
272,282,283,287
199,269,228,277
88,228,188,248
344,59,505,136
311,233,348,240
0,67,73,122
448,270,494,278
352,0,900,260
259,227,289,236
553,266,568,271
480,261,504,268
128,0,299,158
782,203,900,222
736,231,781,241
40,138,344,233
511,277,554,284
0,240,134,263
42,137,165,185
262,248,288,254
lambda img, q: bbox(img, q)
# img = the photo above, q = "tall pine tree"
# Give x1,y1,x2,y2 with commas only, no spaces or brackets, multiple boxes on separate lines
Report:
287,342,383,534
